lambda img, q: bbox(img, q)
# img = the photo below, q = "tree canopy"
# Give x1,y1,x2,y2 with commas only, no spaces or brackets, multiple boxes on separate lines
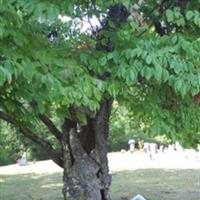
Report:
1,1,200,199
1,0,200,146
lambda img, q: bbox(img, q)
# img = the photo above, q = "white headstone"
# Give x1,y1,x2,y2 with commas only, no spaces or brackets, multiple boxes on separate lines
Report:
128,139,136,153
144,142,150,152
128,139,135,145
131,194,147,200
197,144,200,152
159,145,164,152
149,143,158,153
18,158,27,166
18,151,27,166
175,141,183,151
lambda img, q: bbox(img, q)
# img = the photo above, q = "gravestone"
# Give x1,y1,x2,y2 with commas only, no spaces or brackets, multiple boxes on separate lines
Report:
149,143,158,154
198,144,200,161
144,142,150,153
128,139,135,153
131,194,147,200
18,152,27,166
148,143,158,160
159,145,164,152
175,141,183,151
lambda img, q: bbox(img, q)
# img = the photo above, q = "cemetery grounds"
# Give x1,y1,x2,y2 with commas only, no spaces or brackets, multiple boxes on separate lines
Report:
0,150,200,200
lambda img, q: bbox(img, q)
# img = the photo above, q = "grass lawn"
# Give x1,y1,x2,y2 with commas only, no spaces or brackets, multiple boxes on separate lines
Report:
1,169,200,200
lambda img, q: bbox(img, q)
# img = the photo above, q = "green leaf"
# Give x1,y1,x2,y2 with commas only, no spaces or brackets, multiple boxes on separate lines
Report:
22,61,36,80
166,9,174,22
47,6,59,19
172,35,178,44
0,66,6,86
77,112,87,124
180,84,187,97
194,14,200,26
175,79,182,91
107,52,114,60
99,56,107,66
128,68,136,82
145,67,152,81
186,11,194,20
80,54,88,64
146,55,152,65
38,102,45,114
162,70,169,82
154,65,162,81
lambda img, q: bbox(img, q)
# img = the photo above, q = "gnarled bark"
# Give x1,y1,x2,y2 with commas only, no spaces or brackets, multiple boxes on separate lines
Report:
62,99,113,200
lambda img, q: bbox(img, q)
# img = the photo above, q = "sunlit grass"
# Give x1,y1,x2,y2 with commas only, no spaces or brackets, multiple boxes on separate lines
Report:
1,169,200,200
110,169,200,200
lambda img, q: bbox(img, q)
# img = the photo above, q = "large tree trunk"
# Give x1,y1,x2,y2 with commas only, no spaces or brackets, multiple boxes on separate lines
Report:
62,99,112,200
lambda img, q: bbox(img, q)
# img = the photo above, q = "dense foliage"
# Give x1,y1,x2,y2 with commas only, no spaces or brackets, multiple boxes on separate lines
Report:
108,103,171,151
0,122,21,165
0,1,200,144
0,1,200,198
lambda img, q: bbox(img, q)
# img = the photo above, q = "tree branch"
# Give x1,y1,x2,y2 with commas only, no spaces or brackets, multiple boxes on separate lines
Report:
19,126,63,167
30,101,62,142
0,110,15,124
38,114,62,142
91,0,104,27
136,0,173,38
71,105,96,118
0,110,63,168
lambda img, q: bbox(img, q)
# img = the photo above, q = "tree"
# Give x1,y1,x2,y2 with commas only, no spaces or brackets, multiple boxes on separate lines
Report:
0,0,200,199
0,122,23,165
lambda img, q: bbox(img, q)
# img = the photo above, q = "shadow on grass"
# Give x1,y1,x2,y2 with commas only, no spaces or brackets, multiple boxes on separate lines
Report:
0,169,200,200
0,172,63,200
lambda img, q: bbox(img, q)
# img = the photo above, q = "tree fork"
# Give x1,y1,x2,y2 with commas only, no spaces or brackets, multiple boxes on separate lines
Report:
62,99,113,200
